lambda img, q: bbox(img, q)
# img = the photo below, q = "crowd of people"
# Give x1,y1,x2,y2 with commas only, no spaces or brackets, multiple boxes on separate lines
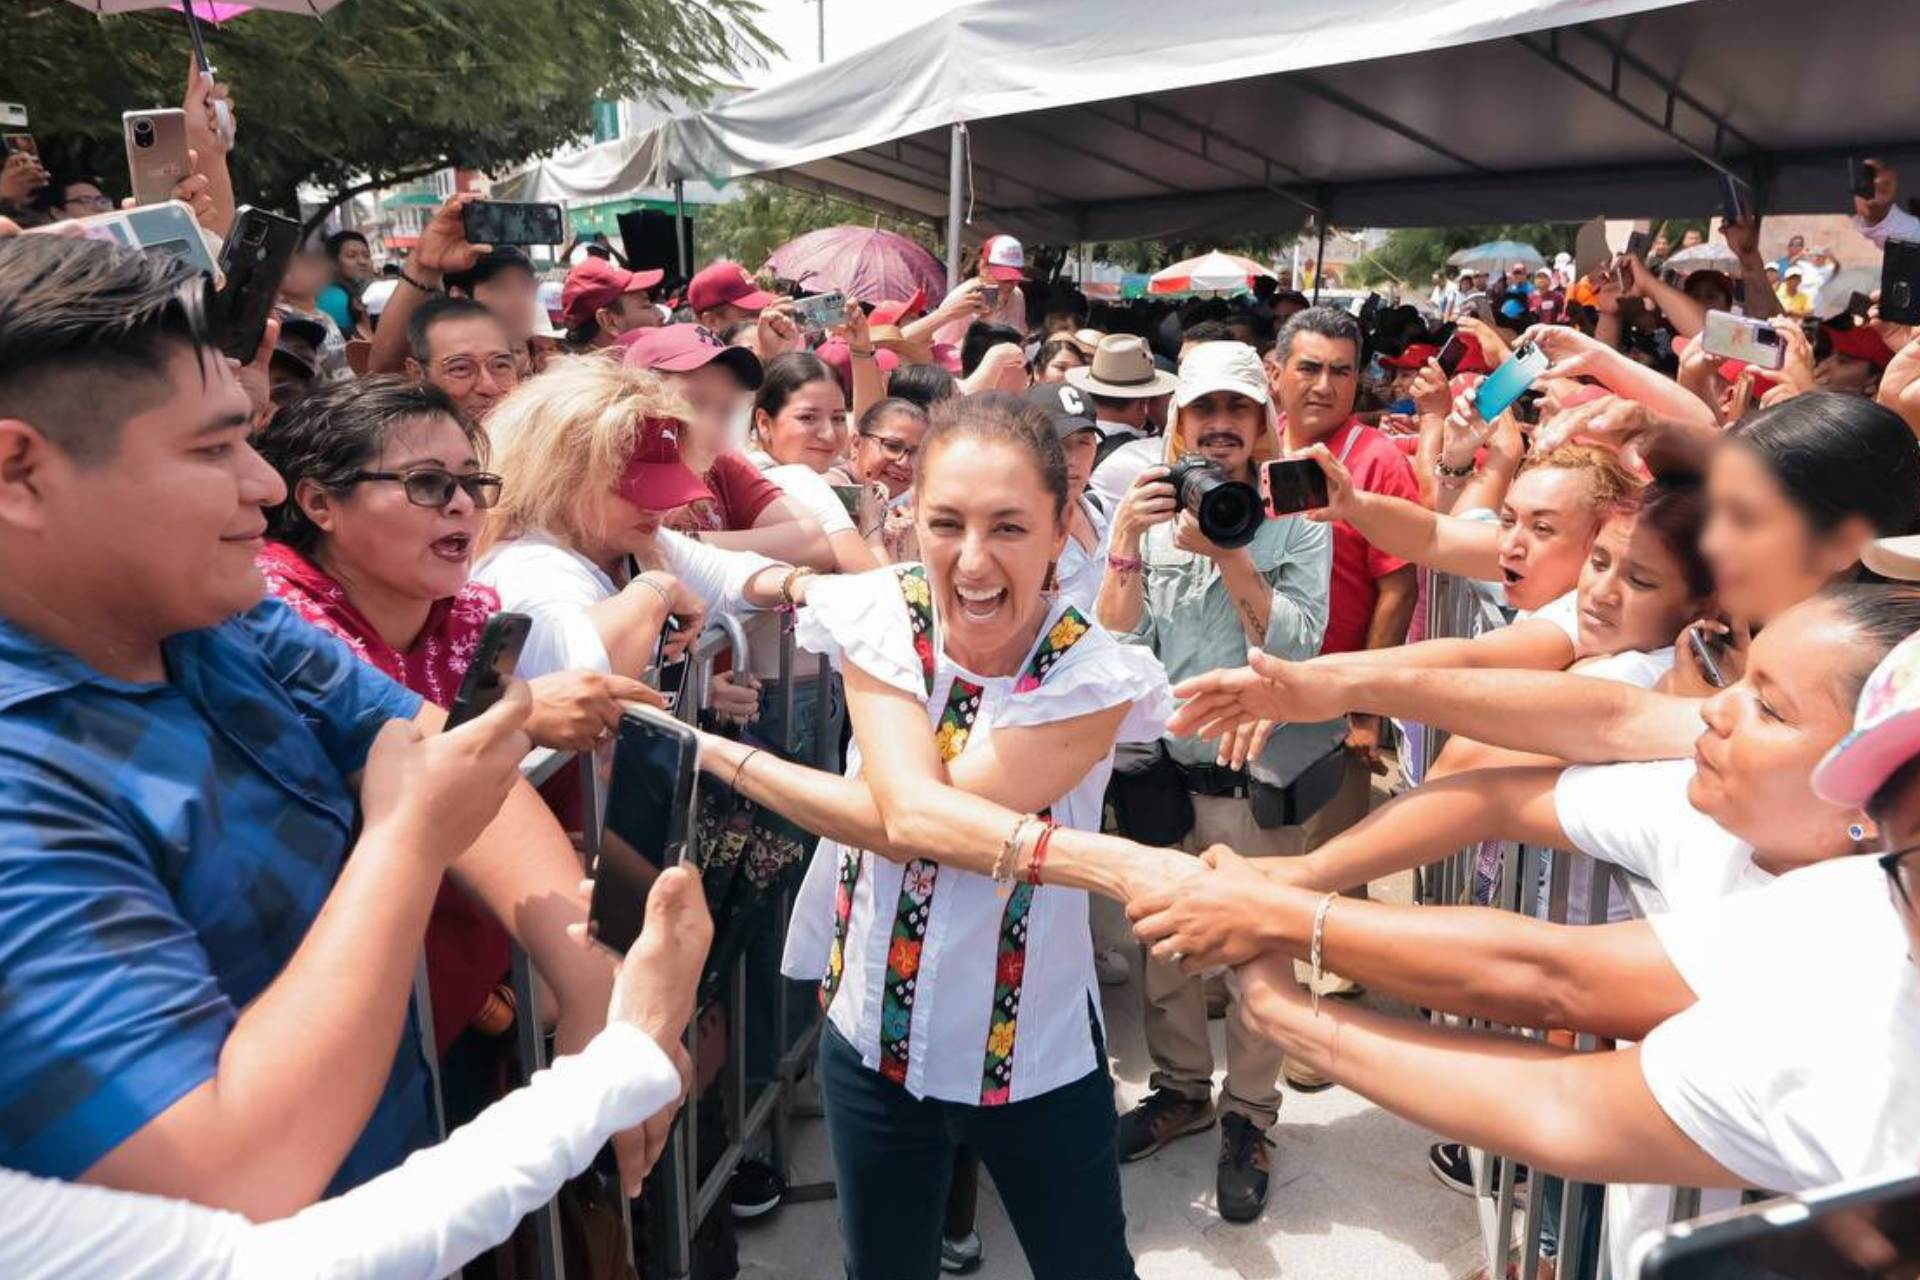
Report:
4,59,1920,1280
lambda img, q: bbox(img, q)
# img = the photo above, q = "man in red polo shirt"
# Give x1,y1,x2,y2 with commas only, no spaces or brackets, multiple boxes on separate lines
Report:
1272,307,1418,1043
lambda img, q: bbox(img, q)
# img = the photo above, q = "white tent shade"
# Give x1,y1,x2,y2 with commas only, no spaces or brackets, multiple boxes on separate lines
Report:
613,0,1918,243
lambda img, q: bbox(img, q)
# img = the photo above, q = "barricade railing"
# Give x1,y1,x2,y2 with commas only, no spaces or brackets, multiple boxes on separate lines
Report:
410,613,836,1280
1416,571,1705,1280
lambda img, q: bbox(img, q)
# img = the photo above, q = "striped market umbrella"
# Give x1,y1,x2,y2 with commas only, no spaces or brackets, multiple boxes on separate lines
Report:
1148,250,1276,296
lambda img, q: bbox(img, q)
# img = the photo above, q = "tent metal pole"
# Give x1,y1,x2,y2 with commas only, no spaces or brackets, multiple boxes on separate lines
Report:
673,180,689,276
946,122,967,290
1312,214,1328,304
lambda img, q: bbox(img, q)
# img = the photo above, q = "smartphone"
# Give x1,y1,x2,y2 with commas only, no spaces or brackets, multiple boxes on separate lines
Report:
1436,332,1468,376
0,103,26,129
122,109,191,207
1466,294,1495,325
460,200,565,246
652,615,687,713
792,291,848,332
830,483,866,523
27,201,217,278
980,281,1005,309
587,707,700,955
3,132,36,159
1881,238,1920,327
212,207,302,362
1623,229,1653,263
1851,157,1880,202
444,612,531,730
1720,172,1750,222
1635,1172,1920,1279
1700,310,1786,371
1262,458,1330,517
1687,627,1729,690
1473,343,1549,421
1848,290,1875,322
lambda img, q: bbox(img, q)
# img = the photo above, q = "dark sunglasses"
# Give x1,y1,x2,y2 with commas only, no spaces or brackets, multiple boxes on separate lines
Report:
1879,844,1920,913
348,468,504,509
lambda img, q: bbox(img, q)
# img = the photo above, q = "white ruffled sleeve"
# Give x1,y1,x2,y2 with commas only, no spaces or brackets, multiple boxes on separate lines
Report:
794,566,926,697
997,627,1173,745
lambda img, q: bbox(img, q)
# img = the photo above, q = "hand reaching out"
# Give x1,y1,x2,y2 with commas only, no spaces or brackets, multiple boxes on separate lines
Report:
359,680,534,865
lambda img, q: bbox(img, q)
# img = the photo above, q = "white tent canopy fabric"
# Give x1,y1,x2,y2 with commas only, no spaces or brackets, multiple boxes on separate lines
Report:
617,0,1918,244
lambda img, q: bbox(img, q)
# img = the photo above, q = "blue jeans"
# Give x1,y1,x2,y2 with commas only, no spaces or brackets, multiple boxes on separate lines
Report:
819,1023,1137,1280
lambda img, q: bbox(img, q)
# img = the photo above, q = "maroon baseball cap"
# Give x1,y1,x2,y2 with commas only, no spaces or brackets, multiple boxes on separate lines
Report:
561,257,664,330
618,323,764,389
616,416,712,511
1380,342,1439,370
686,261,776,314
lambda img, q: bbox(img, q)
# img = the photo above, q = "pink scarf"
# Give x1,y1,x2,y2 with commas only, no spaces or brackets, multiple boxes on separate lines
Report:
258,541,499,710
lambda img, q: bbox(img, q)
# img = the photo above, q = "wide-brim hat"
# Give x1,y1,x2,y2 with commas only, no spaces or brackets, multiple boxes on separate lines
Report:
1064,333,1178,399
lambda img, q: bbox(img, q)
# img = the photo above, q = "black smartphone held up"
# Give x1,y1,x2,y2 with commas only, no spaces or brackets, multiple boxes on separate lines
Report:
587,707,700,955
212,206,301,362
1262,458,1330,518
1636,1172,1920,1279
1882,238,1920,327
460,200,566,246
1436,332,1468,377
444,612,531,730
651,615,687,713
1687,626,1729,690
1720,172,1750,222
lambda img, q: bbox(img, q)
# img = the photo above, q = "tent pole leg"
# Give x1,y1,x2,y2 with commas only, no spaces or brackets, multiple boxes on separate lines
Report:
674,180,689,277
946,122,967,291
1312,214,1329,304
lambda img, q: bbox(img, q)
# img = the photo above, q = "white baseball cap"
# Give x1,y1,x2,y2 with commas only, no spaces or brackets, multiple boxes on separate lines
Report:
981,234,1027,282
1813,630,1920,809
1174,340,1270,408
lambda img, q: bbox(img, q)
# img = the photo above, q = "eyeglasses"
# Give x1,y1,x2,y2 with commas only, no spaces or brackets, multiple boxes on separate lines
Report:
64,193,114,212
860,431,919,463
434,355,520,387
1878,844,1920,914
348,468,504,509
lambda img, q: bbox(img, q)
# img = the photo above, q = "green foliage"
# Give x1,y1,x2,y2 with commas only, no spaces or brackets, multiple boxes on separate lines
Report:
699,180,939,272
0,0,768,216
1344,222,1580,287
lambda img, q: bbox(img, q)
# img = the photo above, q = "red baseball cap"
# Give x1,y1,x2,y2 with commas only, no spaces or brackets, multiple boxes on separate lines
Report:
981,234,1027,282
1380,342,1439,370
561,257,664,330
687,261,776,315
1716,357,1782,394
869,288,927,327
616,416,713,511
1825,323,1895,369
618,323,764,389
1453,333,1493,375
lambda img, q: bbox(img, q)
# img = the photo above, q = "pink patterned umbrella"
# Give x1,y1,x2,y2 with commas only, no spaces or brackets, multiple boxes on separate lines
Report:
766,226,948,307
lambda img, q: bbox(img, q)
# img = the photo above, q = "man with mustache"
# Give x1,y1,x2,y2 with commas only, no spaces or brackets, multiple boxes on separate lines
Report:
1097,341,1332,1223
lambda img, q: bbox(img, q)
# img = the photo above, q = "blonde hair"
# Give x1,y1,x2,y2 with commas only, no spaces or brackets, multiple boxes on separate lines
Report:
1513,443,1641,513
476,355,693,556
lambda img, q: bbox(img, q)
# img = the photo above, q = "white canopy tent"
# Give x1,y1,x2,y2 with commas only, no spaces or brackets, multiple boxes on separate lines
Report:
603,0,1917,283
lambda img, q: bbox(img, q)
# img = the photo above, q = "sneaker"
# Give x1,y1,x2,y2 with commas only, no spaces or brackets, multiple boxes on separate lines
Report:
1283,1058,1335,1093
939,1231,983,1274
1428,1142,1474,1195
728,1157,786,1220
1093,944,1131,987
1216,1113,1274,1223
1116,1087,1216,1162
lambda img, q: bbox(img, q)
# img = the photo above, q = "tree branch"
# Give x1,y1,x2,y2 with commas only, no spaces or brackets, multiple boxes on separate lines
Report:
300,161,452,241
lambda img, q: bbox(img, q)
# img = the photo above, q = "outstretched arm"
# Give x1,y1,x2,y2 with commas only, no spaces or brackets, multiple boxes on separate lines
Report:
1128,846,1692,1041
1170,655,1704,765
1234,955,1743,1188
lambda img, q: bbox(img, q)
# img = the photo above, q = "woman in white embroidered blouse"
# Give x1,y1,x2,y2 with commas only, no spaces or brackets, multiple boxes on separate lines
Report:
470,358,802,681
695,392,1196,1279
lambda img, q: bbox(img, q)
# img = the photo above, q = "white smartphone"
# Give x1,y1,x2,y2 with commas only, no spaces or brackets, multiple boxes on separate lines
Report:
123,109,192,207
27,201,217,279
1700,309,1786,372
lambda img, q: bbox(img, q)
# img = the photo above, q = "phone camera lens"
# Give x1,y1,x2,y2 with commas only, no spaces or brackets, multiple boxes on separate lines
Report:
242,221,267,246
132,119,154,148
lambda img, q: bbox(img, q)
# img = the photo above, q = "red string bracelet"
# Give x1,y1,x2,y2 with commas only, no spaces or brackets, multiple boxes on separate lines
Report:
1026,818,1057,885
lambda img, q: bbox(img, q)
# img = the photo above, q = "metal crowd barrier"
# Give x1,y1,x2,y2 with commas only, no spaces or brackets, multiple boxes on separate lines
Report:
412,613,837,1280
1414,572,1706,1280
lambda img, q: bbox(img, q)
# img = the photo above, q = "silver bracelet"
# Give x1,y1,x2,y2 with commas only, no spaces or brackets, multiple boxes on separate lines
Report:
993,815,1038,888
1309,890,1339,1016
631,573,671,611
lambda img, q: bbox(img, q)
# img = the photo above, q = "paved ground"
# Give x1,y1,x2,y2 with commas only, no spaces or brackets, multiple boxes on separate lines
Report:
736,874,1482,1279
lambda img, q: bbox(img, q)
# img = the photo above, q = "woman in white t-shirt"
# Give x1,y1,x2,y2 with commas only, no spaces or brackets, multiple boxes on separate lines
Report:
470,358,797,681
692,392,1191,1279
1125,586,1920,1204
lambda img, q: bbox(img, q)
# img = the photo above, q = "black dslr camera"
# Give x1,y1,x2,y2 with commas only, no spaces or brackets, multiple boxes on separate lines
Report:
1166,455,1263,549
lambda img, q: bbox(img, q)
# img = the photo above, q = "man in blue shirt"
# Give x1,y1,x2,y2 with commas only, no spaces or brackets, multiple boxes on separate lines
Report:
0,235,660,1217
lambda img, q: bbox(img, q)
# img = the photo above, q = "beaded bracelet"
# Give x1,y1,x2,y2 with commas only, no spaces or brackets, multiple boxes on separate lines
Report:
1106,552,1144,575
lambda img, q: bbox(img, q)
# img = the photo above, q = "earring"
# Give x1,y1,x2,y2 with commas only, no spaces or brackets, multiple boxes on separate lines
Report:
1849,822,1868,843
